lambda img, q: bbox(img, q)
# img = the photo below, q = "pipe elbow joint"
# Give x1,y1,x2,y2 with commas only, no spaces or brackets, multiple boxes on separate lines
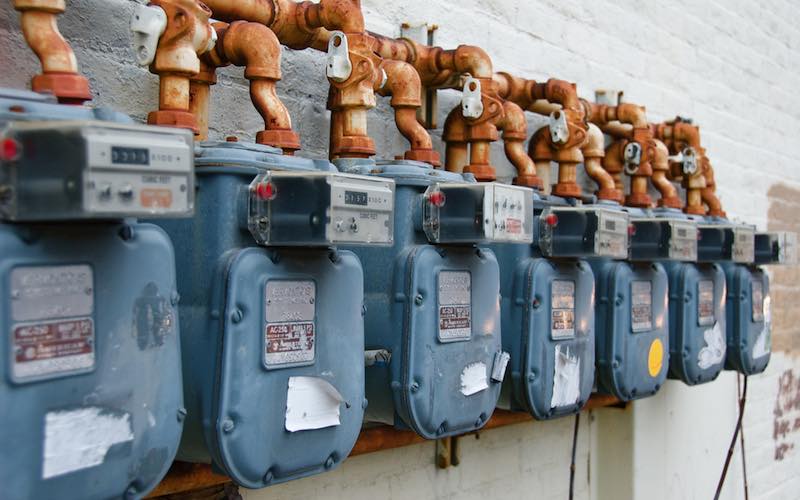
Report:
616,103,648,129
313,0,365,33
442,45,493,79
378,60,422,108
545,79,580,112
222,21,282,81
149,0,214,76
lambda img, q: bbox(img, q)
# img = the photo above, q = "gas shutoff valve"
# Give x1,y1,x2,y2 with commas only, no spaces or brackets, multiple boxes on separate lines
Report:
422,183,534,244
461,77,484,119
326,31,353,83
247,171,395,246
131,4,167,66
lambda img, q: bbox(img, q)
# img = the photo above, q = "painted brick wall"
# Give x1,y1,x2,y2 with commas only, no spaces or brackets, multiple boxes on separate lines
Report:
1,1,799,499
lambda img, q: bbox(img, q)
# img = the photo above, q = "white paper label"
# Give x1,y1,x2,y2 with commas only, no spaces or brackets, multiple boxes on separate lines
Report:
285,376,344,432
698,322,726,369
438,271,472,342
551,344,581,409
43,407,134,479
753,295,771,359
460,362,489,396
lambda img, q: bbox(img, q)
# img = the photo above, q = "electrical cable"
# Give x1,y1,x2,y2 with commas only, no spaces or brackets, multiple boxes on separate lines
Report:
569,413,580,500
737,374,750,500
714,375,748,500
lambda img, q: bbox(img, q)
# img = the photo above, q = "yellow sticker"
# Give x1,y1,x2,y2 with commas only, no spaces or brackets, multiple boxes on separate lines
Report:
648,338,664,377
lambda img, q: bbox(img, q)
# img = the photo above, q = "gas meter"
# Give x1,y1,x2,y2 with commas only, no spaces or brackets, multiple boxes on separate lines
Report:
156,141,394,489
340,160,510,439
0,89,187,500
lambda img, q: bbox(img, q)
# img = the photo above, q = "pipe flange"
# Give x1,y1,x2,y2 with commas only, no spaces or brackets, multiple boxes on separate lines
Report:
625,191,652,208
552,182,582,199
657,196,683,209
513,174,544,190
405,148,442,168
256,129,301,153
463,163,496,181
147,109,198,133
31,73,91,104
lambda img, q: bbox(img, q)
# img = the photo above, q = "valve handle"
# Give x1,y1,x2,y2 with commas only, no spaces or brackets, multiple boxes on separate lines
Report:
130,4,167,67
461,76,484,119
326,31,353,83
623,141,643,175
548,110,570,145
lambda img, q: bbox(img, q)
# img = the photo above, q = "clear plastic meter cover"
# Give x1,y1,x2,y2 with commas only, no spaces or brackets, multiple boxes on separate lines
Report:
248,170,395,246
629,217,698,261
755,231,798,265
422,182,534,244
732,225,756,263
539,205,630,259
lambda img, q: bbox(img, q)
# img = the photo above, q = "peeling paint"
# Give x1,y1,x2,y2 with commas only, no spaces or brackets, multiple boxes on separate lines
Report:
773,369,800,461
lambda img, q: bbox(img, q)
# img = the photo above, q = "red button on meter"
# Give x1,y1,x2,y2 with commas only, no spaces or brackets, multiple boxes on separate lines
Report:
1,137,21,161
544,213,558,227
256,181,277,201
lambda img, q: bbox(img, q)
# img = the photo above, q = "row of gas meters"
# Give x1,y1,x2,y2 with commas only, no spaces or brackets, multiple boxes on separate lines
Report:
0,91,793,499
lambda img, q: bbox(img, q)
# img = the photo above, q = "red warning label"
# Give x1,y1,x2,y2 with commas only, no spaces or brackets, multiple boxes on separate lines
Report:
265,322,315,366
13,318,95,380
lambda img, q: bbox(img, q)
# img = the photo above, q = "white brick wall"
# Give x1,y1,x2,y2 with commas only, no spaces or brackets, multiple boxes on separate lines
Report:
1,1,799,499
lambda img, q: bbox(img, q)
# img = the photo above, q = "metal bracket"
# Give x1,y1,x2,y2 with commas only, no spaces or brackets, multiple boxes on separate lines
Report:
623,141,643,175
462,76,484,119
401,23,439,129
130,4,167,67
326,31,352,83
436,436,461,469
548,110,570,145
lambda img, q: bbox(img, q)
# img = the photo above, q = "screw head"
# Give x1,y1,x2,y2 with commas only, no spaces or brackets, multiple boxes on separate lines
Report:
414,294,424,305
231,308,243,323
222,418,234,433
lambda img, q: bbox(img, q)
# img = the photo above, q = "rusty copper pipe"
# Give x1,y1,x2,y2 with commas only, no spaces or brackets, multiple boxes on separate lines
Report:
12,0,91,104
496,100,542,188
377,59,439,166
443,106,468,173
583,123,621,202
701,159,726,217
651,139,682,209
220,21,300,152
147,0,214,133
602,140,626,200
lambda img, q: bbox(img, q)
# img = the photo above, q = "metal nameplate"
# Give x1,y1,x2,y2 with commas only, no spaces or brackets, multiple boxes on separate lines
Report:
697,280,715,327
9,264,95,382
751,280,764,323
669,220,698,261
732,226,755,263
437,271,472,342
551,280,576,339
631,280,653,333
264,280,316,368
595,210,628,259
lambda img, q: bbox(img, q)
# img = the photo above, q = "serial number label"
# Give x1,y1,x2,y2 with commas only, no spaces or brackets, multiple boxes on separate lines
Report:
551,280,576,339
698,280,715,327
752,281,764,323
631,280,653,333
438,271,472,342
13,319,95,381
264,280,316,368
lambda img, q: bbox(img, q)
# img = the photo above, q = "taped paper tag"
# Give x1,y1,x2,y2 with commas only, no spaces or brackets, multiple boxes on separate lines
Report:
753,295,771,359
43,407,134,479
698,322,726,369
285,376,344,432
551,344,581,409
460,362,489,396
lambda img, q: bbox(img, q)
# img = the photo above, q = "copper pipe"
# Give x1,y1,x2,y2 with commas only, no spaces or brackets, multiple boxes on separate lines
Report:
653,119,719,216
602,140,626,200
529,123,585,199
701,159,726,217
377,60,439,166
147,0,214,133
12,0,91,104
497,100,542,189
443,106,468,173
651,139,682,209
583,123,621,202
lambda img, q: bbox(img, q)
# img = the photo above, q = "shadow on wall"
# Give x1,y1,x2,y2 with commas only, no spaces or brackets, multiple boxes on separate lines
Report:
767,183,800,462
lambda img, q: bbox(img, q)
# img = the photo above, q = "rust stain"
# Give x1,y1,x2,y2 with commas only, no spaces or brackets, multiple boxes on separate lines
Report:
773,369,800,461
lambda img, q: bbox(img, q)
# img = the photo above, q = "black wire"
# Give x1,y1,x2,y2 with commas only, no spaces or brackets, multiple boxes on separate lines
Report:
737,374,750,500
569,413,580,500
714,375,748,500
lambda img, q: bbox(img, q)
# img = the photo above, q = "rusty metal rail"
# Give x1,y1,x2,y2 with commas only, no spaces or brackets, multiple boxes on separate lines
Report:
147,394,622,498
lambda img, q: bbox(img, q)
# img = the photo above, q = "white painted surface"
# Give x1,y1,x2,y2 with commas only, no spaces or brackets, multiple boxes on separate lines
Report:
1,0,799,498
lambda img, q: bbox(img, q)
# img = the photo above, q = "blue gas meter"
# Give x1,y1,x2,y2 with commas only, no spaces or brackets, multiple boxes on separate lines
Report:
0,89,188,500
577,204,669,401
156,141,394,489
341,160,513,439
492,195,596,421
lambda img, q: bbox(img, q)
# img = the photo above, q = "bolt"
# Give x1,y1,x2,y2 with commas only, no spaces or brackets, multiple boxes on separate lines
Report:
410,381,420,393
119,225,135,241
124,485,138,500
414,294,424,306
325,456,335,469
177,407,187,422
221,418,234,433
263,470,274,483
362,398,369,409
527,373,535,382
231,308,244,324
